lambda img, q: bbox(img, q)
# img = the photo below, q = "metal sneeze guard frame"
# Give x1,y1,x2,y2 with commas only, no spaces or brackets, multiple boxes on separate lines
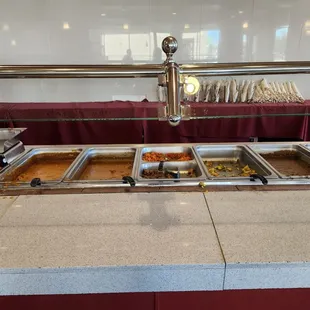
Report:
1,37,310,125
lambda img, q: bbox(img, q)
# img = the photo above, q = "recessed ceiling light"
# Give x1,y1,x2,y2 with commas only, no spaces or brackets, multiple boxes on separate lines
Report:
239,10,244,14
306,30,310,35
101,13,106,16
305,20,310,28
243,22,249,29
123,24,129,30
172,12,177,15
2,24,9,31
11,40,16,46
184,24,190,29
63,22,70,30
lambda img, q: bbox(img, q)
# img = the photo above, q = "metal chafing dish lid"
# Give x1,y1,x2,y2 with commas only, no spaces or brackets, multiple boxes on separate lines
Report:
0,128,26,152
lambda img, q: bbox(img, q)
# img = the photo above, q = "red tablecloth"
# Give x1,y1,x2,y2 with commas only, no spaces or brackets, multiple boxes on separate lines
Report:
0,102,145,145
142,102,310,143
0,101,309,144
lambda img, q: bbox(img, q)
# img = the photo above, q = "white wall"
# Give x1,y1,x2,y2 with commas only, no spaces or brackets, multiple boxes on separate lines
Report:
0,0,310,102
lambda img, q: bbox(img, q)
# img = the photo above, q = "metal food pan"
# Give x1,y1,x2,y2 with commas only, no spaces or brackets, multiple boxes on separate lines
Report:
64,147,137,183
140,146,195,162
0,147,83,185
248,144,310,178
195,145,277,180
137,161,206,182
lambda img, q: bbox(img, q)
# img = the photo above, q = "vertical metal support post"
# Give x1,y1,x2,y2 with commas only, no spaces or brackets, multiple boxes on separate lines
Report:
162,37,182,126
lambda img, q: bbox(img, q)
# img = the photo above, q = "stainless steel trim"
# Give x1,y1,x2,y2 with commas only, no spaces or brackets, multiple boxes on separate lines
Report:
194,144,278,180
166,62,181,126
2,62,310,79
1,177,310,191
161,38,182,125
180,61,310,76
64,147,137,183
0,65,164,79
0,147,84,185
248,144,310,179
162,36,178,62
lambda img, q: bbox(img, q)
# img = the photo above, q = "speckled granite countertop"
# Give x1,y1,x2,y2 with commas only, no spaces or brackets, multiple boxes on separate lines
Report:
0,191,310,295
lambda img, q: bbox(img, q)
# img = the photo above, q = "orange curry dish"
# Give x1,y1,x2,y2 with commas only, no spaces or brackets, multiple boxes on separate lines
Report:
142,152,192,162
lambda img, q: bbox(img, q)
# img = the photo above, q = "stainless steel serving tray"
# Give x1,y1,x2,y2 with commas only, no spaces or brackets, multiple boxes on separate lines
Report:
248,144,310,179
137,145,206,183
64,147,137,183
194,145,278,180
0,147,83,185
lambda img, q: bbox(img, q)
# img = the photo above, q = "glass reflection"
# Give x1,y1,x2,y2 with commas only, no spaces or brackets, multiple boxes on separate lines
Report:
200,30,220,62
242,34,247,61
274,26,289,61
101,32,166,63
130,34,151,62
98,30,221,64
103,34,129,62
1,0,310,103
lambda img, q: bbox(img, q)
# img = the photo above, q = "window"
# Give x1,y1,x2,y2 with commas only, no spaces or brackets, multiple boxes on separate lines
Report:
200,30,220,62
103,34,129,61
130,34,151,61
274,26,288,61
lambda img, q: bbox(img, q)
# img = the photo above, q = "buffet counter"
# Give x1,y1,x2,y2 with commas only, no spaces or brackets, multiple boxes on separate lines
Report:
1,142,310,301
2,48,310,309
0,190,310,296
1,101,310,144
